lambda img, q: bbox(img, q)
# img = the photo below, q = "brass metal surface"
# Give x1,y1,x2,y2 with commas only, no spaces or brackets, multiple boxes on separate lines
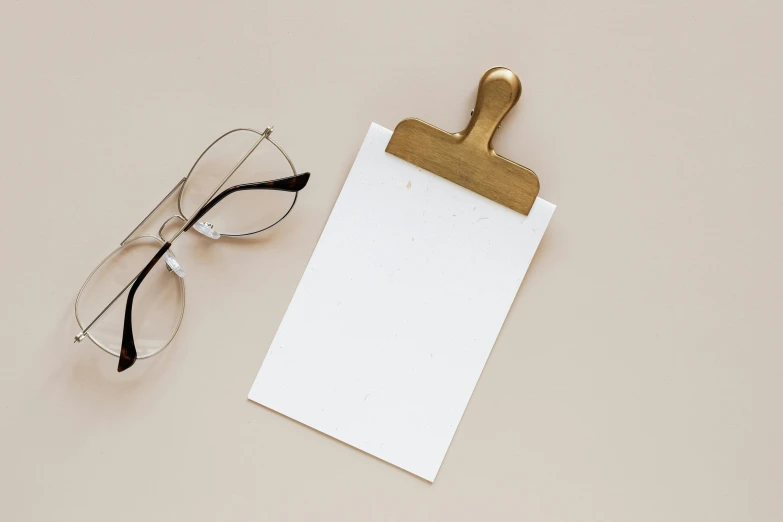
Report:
386,67,540,215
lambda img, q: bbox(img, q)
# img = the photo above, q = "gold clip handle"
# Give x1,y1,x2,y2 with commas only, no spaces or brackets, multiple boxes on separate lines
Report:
460,67,522,150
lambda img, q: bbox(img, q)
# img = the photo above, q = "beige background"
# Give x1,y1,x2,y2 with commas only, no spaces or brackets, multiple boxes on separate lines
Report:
1,1,781,521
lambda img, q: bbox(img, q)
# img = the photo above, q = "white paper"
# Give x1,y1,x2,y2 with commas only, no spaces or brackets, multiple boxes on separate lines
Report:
249,123,555,481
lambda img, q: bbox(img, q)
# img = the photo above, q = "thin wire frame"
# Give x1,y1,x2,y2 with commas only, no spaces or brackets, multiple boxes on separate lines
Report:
74,235,187,358
177,128,299,238
74,127,304,363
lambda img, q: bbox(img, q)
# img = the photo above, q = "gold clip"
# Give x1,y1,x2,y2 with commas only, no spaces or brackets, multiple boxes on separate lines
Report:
386,67,539,215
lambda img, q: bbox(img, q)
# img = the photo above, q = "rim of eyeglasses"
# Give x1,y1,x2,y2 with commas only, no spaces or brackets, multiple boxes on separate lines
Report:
74,126,309,369
176,127,298,238
74,234,186,359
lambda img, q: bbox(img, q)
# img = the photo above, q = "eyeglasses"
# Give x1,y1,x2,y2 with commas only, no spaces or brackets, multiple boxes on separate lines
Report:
73,127,310,372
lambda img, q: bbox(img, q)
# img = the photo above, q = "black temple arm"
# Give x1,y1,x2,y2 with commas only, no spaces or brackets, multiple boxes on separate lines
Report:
186,172,310,231
118,173,310,371
118,242,171,372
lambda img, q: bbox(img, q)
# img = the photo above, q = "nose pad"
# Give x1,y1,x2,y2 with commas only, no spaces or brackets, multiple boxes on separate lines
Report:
163,251,185,278
194,221,220,239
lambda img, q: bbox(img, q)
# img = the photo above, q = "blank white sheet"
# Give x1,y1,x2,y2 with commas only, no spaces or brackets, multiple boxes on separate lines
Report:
249,123,555,481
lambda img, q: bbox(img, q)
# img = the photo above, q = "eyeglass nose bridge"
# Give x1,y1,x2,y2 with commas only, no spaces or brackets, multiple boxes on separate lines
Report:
158,214,186,242
156,214,188,276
